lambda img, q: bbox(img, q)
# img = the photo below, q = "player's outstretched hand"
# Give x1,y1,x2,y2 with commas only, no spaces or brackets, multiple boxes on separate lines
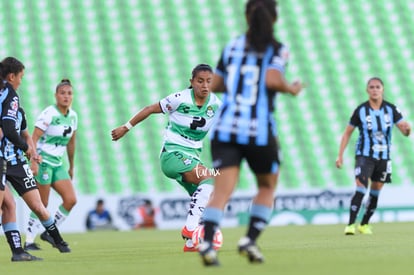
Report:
335,156,343,169
289,80,305,96
401,121,411,136
111,126,129,141
25,144,35,160
30,161,39,176
29,153,42,176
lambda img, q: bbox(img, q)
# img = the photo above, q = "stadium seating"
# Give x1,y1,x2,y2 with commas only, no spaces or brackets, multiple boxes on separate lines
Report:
0,0,413,194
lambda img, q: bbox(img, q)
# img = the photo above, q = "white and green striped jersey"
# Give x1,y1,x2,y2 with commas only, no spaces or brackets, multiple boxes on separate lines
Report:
35,105,78,166
159,88,221,157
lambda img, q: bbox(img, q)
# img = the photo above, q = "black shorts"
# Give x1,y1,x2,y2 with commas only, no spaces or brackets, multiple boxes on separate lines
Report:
6,162,38,196
211,138,281,174
0,159,6,191
355,156,392,184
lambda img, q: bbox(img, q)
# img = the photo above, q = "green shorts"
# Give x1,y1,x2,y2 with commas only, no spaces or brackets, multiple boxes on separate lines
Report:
160,150,202,196
35,162,70,185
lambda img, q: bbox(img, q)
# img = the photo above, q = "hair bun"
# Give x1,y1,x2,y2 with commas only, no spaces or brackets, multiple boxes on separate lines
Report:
55,78,72,91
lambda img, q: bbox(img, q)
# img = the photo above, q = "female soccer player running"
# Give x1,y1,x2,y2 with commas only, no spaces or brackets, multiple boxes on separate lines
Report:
198,0,304,266
112,64,221,252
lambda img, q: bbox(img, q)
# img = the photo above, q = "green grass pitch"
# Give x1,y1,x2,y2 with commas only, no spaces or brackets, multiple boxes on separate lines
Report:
1,222,412,275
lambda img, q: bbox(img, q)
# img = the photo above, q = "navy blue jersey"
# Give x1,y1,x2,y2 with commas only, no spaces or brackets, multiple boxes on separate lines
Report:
4,108,27,165
211,34,289,146
0,82,28,159
350,100,403,160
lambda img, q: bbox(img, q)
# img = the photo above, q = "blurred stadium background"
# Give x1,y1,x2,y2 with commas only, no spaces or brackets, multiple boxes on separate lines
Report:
1,0,413,231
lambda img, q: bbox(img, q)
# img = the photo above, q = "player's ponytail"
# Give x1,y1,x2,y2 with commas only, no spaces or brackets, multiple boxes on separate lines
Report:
245,0,278,52
0,62,4,90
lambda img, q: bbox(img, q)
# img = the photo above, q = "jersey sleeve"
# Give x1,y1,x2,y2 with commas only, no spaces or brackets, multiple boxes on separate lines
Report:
268,44,289,74
72,110,78,131
159,92,183,114
1,92,19,123
349,107,361,127
392,105,403,124
19,108,27,131
1,89,28,151
34,108,53,131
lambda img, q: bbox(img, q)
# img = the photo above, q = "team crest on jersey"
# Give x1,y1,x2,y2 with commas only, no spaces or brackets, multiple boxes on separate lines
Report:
206,106,215,117
10,97,19,111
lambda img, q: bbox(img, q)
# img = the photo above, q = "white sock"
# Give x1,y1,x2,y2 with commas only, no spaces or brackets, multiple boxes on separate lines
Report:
185,183,214,231
54,206,69,227
25,216,41,244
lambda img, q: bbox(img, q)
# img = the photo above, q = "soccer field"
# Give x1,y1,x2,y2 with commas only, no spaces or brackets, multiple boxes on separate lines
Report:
1,222,412,275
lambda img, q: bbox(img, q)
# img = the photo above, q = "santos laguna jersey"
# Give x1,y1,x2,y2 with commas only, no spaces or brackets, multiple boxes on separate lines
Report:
159,88,221,157
35,105,78,166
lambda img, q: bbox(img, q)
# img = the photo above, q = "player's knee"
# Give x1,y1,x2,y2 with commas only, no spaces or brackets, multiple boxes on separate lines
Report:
356,176,369,187
31,204,48,220
64,196,77,210
257,178,277,189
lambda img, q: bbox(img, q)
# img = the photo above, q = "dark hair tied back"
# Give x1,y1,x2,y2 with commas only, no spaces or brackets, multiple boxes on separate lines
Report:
367,77,384,86
245,0,278,52
56,78,72,92
61,78,71,84
0,62,4,90
191,64,213,79
188,64,213,89
0,57,25,90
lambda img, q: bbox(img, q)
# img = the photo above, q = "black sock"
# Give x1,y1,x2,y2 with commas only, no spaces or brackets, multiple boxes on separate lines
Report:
5,230,25,254
247,216,267,242
45,222,63,244
361,194,379,225
348,191,365,225
203,221,218,243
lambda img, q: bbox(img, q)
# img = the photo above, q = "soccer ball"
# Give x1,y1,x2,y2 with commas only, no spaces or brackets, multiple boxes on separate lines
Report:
192,225,223,250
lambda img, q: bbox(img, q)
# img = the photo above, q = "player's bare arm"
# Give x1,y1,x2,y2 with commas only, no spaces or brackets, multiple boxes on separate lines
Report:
336,125,355,169
111,103,162,141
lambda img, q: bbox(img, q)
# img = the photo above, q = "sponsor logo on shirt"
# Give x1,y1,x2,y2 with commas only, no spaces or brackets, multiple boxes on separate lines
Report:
7,110,17,117
372,144,388,152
